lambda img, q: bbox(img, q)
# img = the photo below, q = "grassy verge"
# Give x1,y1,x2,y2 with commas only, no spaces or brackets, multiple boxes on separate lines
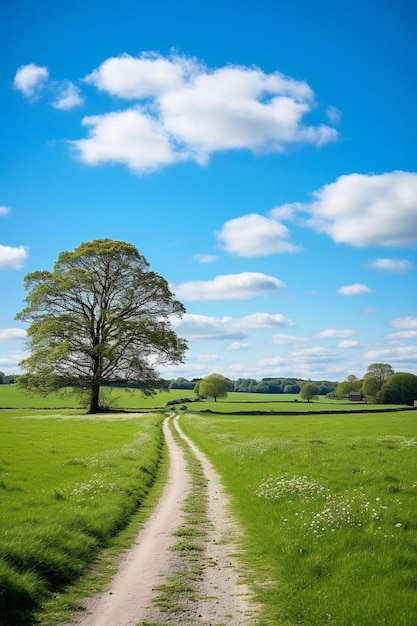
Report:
180,410,417,625
0,412,167,625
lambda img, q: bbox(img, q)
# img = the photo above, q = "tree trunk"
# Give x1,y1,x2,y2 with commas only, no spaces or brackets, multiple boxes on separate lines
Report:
89,383,101,413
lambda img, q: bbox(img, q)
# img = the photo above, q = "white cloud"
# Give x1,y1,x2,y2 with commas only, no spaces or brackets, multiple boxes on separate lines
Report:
228,341,250,351
0,245,28,269
272,333,307,345
326,106,342,124
386,330,417,340
84,52,187,98
368,258,414,272
71,108,180,173
337,340,360,348
238,312,294,329
216,213,301,257
0,349,28,369
0,206,10,216
172,314,246,341
256,355,286,368
172,311,293,340
71,52,338,173
365,345,417,367
13,63,49,98
52,81,83,110
390,316,417,329
173,272,285,301
193,253,217,264
315,328,355,339
0,328,26,340
299,171,417,247
338,283,372,296
289,345,340,363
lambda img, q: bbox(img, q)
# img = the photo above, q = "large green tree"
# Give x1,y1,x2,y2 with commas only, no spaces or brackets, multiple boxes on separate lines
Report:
363,363,394,397
15,239,187,413
197,373,229,402
300,382,319,402
380,372,417,405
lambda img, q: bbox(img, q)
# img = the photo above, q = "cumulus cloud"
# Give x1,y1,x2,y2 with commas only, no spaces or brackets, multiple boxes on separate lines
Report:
299,171,417,247
172,311,293,341
315,329,355,339
71,108,179,173
272,333,307,345
173,272,285,301
52,81,83,110
171,314,245,340
216,213,301,257
0,245,28,269
386,330,417,340
71,52,338,172
13,63,49,98
0,328,26,340
365,345,417,367
390,316,417,329
84,52,187,98
0,206,10,216
289,345,339,363
228,341,250,351
338,283,372,296
338,340,359,348
238,312,293,328
368,258,414,272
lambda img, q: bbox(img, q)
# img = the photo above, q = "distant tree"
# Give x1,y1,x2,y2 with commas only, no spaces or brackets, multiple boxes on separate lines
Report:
0,371,4,384
361,375,380,399
234,378,257,392
335,375,362,398
15,239,187,413
363,363,394,398
199,373,229,402
252,381,271,393
169,377,195,390
284,383,300,394
300,382,319,402
380,372,417,405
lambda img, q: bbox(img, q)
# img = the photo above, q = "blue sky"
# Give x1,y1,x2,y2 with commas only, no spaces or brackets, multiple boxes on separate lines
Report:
1,0,417,382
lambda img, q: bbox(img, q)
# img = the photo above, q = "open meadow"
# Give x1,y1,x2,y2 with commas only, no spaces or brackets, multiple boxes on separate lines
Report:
0,409,166,625
180,409,417,625
0,384,409,412
1,385,416,625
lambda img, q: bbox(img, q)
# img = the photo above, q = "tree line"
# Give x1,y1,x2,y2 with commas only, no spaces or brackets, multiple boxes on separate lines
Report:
169,376,337,395
333,363,417,406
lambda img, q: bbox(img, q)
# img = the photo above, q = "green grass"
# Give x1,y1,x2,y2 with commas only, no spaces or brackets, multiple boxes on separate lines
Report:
180,410,417,625
0,411,166,625
1,384,407,412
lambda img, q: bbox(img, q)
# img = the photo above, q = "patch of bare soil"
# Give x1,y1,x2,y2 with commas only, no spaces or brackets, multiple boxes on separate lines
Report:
66,414,258,626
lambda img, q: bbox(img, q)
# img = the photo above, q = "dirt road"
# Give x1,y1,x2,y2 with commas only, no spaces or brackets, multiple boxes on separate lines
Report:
68,415,258,625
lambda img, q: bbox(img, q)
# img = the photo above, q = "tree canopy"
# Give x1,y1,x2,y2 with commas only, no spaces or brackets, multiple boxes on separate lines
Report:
300,382,319,402
197,373,229,402
335,375,362,398
380,372,417,405
15,239,187,413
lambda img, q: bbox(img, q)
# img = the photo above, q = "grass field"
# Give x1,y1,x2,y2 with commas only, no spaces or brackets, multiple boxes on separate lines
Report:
180,410,417,625
1,385,416,624
0,384,408,412
0,411,166,625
